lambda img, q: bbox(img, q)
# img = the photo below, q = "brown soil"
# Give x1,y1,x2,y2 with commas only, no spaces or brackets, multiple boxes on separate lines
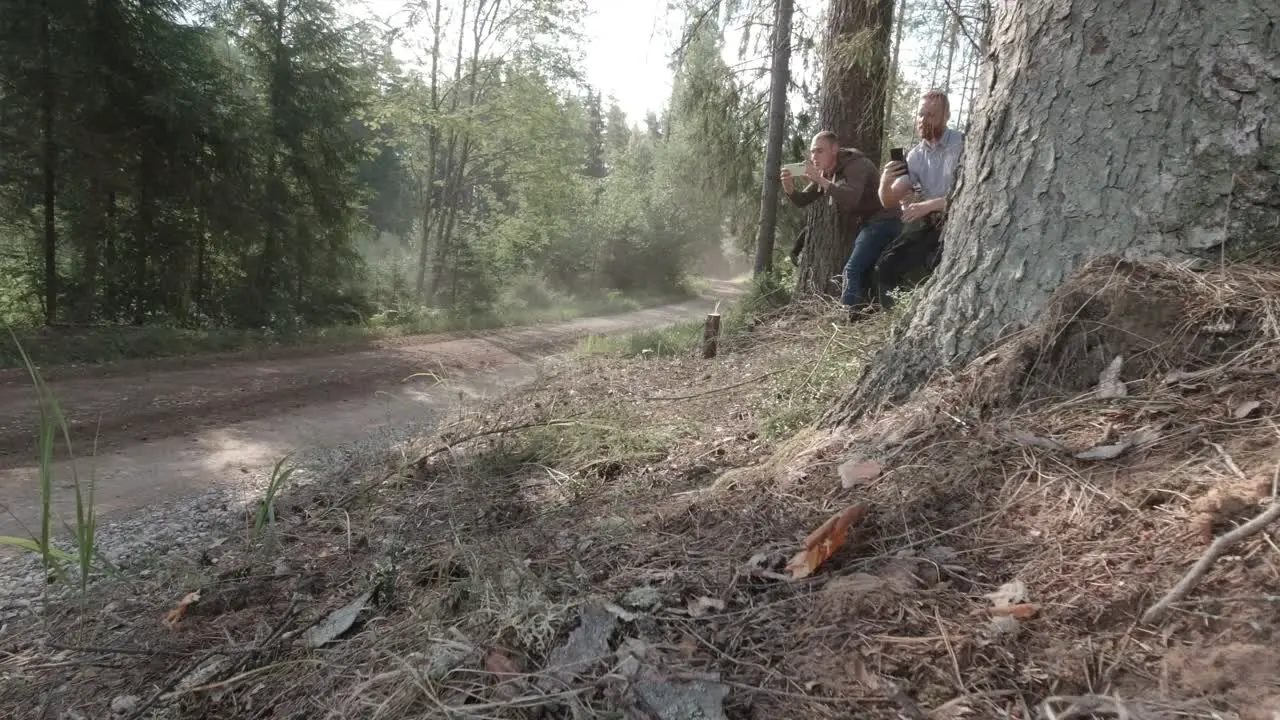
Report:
0,283,741,539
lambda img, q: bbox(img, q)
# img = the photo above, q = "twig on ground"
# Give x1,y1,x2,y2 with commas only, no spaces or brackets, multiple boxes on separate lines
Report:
169,659,321,698
643,369,788,401
415,416,585,464
1207,441,1248,481
1142,498,1280,624
45,643,188,658
933,606,966,693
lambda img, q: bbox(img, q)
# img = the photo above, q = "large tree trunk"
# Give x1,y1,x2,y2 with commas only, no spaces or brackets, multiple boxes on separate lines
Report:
824,0,1280,426
753,0,794,275
796,0,895,296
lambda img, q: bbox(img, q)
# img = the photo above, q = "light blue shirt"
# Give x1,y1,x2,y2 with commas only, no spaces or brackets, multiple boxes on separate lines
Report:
907,127,964,201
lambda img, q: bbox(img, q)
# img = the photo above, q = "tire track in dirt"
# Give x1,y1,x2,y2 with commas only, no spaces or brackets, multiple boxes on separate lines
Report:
0,283,741,541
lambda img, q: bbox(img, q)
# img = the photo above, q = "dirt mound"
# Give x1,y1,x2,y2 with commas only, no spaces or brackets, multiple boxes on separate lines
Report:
964,257,1280,411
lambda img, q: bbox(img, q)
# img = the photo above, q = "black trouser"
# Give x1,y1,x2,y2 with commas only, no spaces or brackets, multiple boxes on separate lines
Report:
874,217,944,309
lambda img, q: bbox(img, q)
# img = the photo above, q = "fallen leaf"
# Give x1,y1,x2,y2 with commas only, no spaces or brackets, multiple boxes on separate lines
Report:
1163,369,1200,384
485,649,521,677
985,579,1027,607
1127,425,1164,446
1232,400,1262,419
604,602,640,622
929,699,975,718
302,590,373,648
1075,424,1163,461
1097,355,1127,399
785,504,866,580
618,637,652,661
988,603,1038,619
1204,319,1235,334
686,596,726,617
838,458,882,489
982,580,1033,636
1074,442,1130,461
1011,430,1066,451
164,590,201,627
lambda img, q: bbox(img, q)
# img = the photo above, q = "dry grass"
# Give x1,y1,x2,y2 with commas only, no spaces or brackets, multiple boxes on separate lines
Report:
4,259,1280,720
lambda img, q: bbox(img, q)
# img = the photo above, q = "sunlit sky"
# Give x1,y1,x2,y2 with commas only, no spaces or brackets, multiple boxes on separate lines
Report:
357,0,944,126
581,0,677,121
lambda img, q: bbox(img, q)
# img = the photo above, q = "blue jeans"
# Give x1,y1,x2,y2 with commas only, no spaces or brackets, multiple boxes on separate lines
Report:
842,216,903,308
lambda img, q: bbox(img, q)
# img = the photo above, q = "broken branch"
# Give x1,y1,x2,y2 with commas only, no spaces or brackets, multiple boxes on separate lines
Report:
1142,499,1280,624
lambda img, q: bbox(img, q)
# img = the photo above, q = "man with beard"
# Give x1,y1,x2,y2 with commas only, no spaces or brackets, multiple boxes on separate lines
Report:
782,130,901,315
873,90,964,310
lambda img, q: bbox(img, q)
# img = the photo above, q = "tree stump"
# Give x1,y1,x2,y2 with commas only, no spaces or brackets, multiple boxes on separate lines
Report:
702,313,722,359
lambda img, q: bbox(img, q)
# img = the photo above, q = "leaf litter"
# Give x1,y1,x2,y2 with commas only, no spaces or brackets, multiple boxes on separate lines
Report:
8,262,1280,720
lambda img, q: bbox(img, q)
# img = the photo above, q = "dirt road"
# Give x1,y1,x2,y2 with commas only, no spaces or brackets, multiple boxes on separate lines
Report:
0,283,741,541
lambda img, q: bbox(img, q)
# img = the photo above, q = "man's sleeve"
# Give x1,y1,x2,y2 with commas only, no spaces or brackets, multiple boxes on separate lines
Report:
785,186,821,208
906,145,924,188
821,159,870,209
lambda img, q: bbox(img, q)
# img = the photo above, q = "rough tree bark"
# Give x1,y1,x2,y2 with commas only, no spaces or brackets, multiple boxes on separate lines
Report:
754,0,794,275
823,0,1280,426
796,0,895,297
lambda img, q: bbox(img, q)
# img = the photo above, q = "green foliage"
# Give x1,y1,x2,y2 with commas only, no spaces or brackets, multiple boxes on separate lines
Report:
886,72,925,153
0,0,762,359
0,331,99,591
253,455,297,550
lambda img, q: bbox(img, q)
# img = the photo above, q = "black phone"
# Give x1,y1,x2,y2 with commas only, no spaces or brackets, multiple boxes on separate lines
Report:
889,147,905,163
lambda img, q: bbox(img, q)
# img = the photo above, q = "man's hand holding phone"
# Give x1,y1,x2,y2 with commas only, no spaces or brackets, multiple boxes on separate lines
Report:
882,147,908,182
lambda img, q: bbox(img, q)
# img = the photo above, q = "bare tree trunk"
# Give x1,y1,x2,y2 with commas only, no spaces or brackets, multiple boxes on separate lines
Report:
256,0,289,318
414,0,443,298
426,0,470,301
882,0,909,152
796,0,895,297
133,142,156,325
39,5,57,325
753,0,794,275
943,14,958,92
824,0,1280,425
